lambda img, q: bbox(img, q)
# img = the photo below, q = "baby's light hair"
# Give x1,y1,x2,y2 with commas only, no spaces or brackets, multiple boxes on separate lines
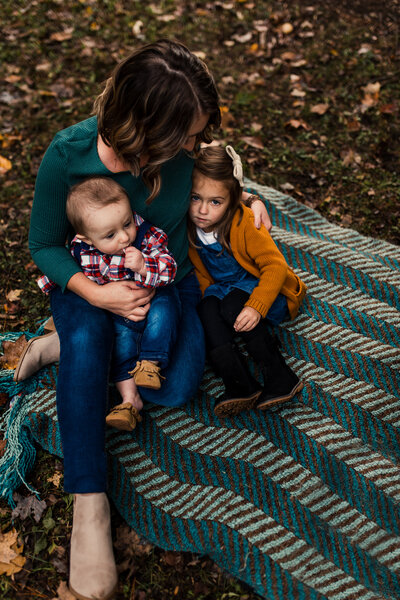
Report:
188,145,243,252
66,176,129,235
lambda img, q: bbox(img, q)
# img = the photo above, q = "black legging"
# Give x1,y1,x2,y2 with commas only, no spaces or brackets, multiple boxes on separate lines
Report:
197,288,268,351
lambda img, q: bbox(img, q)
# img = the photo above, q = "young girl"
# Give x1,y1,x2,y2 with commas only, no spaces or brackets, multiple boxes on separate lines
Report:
188,145,307,417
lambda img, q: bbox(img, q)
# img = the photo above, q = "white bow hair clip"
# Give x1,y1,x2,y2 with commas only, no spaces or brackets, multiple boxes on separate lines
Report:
225,145,244,187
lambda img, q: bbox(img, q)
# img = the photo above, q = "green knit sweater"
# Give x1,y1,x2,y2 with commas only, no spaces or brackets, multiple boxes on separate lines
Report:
29,116,194,290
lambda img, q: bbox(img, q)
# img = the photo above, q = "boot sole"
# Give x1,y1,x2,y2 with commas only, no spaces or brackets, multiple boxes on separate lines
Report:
214,390,262,417
134,380,161,390
69,583,118,600
257,381,304,410
105,418,136,431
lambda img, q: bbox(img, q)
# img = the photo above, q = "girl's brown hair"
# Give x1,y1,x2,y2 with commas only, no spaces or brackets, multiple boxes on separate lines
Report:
188,146,243,253
94,39,221,204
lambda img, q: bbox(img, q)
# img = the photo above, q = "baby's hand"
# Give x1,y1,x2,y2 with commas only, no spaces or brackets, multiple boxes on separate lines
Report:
124,247,147,276
234,306,261,332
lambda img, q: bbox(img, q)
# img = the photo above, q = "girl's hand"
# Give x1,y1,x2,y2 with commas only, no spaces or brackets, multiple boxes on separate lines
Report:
234,306,261,332
251,200,272,231
242,191,272,231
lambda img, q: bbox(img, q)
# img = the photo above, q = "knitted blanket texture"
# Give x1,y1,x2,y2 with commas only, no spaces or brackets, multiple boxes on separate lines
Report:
1,183,399,600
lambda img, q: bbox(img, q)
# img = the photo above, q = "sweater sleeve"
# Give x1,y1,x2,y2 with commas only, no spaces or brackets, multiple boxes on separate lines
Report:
28,139,81,291
242,217,288,318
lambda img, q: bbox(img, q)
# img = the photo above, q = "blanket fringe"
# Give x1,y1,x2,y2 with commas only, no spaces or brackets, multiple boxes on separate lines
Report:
0,322,50,507
0,393,38,507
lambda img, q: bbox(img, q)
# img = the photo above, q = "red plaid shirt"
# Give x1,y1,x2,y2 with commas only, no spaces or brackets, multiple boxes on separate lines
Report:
38,213,177,294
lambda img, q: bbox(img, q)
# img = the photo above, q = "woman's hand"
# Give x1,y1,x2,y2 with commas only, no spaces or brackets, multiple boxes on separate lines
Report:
234,306,261,332
67,273,154,321
93,282,154,320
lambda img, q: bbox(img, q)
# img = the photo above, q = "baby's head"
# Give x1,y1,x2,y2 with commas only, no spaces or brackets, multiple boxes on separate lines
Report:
188,145,243,250
67,177,137,255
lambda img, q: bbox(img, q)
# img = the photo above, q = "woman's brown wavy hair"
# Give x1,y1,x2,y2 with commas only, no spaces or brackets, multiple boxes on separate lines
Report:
187,146,243,254
94,39,221,203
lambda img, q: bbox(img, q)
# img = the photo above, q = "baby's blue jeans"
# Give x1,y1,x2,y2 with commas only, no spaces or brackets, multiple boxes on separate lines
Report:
50,272,204,493
110,285,180,381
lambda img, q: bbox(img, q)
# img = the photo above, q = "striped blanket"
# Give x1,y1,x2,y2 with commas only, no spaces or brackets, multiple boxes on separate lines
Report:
1,182,399,600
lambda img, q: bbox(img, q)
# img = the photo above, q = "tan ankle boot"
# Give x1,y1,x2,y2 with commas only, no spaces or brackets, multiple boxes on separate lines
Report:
69,493,118,600
13,329,60,382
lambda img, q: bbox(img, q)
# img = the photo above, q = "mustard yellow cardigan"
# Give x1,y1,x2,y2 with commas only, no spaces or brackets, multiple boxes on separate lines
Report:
188,206,307,320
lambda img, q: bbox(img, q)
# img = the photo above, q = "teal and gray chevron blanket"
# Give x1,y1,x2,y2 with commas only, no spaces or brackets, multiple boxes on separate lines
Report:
1,183,399,600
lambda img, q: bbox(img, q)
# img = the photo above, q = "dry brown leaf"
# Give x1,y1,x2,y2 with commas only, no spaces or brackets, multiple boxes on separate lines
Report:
35,61,51,72
379,103,397,115
311,103,329,115
162,550,183,567
286,119,310,130
341,214,353,226
240,136,264,149
156,14,176,22
291,88,306,98
232,32,253,43
47,472,63,488
0,336,28,370
148,3,164,14
0,155,12,174
292,59,308,67
131,20,143,36
280,23,293,34
0,134,22,149
341,149,362,167
251,122,263,132
11,493,47,522
0,529,26,577
358,44,373,55
361,81,380,112
51,581,76,600
5,75,21,83
281,51,297,61
49,28,74,42
346,119,361,132
6,289,23,303
114,524,153,558
362,82,381,95
280,182,295,192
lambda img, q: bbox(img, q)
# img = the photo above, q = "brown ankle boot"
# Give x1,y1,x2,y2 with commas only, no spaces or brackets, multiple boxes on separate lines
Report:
129,360,165,389
69,493,118,600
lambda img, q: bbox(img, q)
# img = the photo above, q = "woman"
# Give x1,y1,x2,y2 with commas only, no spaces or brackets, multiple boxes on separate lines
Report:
23,39,271,600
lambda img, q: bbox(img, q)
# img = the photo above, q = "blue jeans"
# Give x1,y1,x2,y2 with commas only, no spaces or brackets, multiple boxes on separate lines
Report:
50,272,204,493
111,286,181,381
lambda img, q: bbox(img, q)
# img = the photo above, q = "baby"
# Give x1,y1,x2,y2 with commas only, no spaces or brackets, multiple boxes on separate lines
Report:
38,176,180,431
